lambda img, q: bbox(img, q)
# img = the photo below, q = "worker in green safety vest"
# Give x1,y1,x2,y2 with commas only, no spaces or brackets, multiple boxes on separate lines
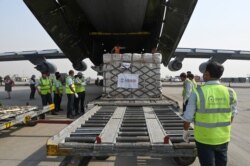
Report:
54,73,64,112
182,61,237,166
180,72,193,114
51,72,59,99
74,72,86,115
187,73,197,90
36,72,56,117
65,70,78,118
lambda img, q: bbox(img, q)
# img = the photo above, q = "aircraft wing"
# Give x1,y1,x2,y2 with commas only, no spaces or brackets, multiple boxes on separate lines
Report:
0,49,65,73
1,47,250,73
0,49,64,63
168,48,250,72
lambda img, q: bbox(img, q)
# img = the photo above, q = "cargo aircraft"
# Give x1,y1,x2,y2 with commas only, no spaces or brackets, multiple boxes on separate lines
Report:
1,0,250,73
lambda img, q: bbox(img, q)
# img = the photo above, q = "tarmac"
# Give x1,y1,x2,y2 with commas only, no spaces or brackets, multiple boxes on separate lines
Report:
0,84,250,166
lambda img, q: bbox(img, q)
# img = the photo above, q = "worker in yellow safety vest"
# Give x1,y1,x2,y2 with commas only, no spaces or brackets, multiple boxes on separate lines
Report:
36,72,56,117
65,70,77,118
187,73,197,90
182,61,237,166
180,72,193,114
74,72,86,115
54,73,64,112
51,72,62,110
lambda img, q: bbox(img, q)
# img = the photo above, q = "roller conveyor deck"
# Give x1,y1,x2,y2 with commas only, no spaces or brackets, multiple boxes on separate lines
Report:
47,99,196,158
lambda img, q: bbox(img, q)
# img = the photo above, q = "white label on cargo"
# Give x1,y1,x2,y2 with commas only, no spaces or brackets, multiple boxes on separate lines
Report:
117,73,139,89
121,62,131,69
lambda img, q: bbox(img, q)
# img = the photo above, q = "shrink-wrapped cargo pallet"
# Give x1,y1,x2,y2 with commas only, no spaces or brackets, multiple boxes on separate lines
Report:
102,53,162,98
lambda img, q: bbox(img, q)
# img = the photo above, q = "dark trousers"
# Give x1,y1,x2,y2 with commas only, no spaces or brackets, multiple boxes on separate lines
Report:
54,93,62,112
41,93,52,106
67,94,74,117
196,141,228,166
40,93,52,118
74,91,85,113
183,99,189,113
30,85,36,99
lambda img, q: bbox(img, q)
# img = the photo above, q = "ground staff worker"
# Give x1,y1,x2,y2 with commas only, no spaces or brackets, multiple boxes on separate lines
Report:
65,70,78,118
54,74,63,112
36,72,56,118
52,72,60,104
182,61,237,166
74,72,86,115
180,72,193,114
187,73,197,89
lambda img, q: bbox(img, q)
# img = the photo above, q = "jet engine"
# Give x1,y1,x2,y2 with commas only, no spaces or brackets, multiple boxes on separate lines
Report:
35,61,57,73
168,60,183,71
72,61,87,71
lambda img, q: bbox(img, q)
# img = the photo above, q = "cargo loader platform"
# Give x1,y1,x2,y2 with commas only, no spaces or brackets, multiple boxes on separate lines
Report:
0,104,54,130
47,97,196,165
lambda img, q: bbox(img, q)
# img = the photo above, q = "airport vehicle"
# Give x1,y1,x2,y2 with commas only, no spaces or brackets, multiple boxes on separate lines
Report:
0,104,54,130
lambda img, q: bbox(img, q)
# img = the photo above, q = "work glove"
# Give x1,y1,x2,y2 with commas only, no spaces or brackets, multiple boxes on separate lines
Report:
74,93,78,98
183,130,190,143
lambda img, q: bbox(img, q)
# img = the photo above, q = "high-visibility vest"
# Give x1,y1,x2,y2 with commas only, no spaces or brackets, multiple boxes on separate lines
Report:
191,79,197,90
65,76,75,94
194,84,236,145
51,77,56,92
39,78,51,95
182,79,192,97
55,80,64,94
75,77,85,93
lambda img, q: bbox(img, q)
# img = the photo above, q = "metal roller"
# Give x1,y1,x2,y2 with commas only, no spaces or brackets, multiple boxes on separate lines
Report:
119,127,148,132
65,137,96,143
118,132,148,136
116,136,150,142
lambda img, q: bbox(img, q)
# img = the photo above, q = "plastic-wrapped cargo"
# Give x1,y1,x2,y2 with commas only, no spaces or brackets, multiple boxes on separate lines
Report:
102,53,162,98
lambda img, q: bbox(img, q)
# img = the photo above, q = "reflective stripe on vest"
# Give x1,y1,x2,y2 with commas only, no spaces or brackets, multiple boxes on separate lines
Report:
194,85,236,145
65,76,75,94
39,78,51,95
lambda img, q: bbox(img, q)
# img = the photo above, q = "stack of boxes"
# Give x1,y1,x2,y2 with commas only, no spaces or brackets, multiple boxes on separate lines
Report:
102,53,162,98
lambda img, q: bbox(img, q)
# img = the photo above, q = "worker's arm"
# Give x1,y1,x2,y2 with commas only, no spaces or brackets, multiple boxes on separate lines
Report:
182,92,196,142
231,90,238,123
55,81,61,96
183,82,193,102
184,121,191,130
35,81,41,95
182,92,197,128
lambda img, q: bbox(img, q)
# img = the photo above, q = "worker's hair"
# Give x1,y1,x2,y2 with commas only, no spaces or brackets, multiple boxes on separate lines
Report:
187,73,194,79
69,70,74,75
180,72,187,78
205,61,224,79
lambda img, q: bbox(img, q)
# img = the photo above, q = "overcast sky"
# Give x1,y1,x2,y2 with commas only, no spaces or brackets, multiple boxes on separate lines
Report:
0,0,250,78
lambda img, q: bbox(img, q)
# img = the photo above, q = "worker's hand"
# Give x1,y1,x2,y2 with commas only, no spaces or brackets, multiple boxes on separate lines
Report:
74,93,78,98
183,130,190,143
